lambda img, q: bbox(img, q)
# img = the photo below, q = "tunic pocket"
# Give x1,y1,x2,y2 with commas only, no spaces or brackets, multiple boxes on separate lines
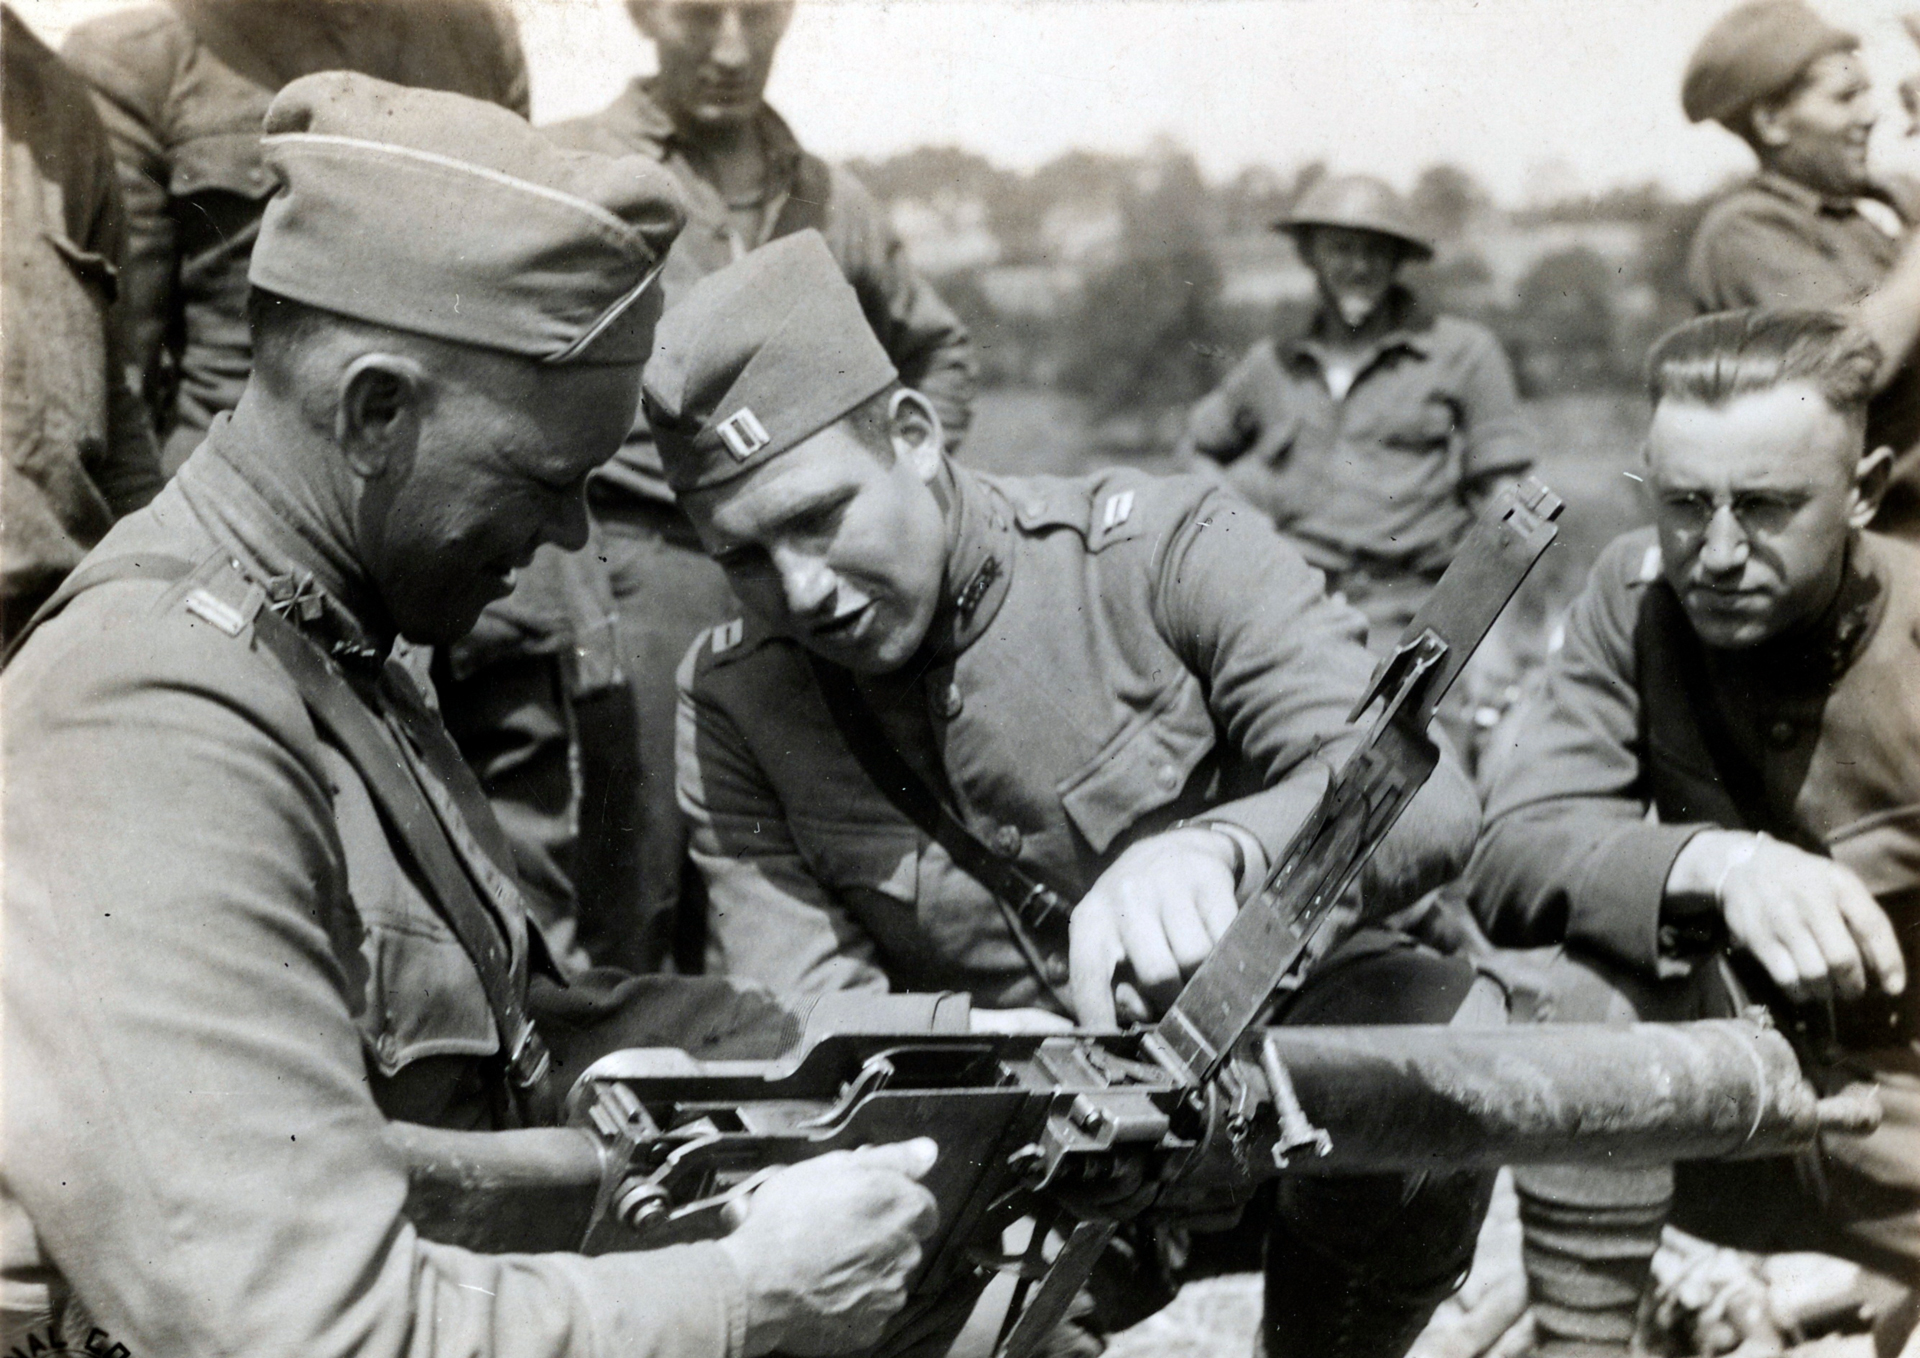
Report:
1058,674,1219,855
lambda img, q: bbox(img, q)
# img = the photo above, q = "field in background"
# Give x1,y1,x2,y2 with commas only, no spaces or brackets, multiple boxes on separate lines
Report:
957,386,1653,645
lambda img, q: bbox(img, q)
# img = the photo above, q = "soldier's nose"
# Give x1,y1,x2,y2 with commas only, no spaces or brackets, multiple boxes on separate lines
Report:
1697,504,1749,574
711,7,751,66
772,546,835,616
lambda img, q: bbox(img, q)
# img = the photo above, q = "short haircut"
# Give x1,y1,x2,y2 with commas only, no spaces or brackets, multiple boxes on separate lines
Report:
842,383,902,462
246,286,336,389
1646,308,1881,421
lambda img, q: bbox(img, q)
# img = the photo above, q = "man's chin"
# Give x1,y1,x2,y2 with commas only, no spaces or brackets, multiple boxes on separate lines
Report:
1682,601,1780,651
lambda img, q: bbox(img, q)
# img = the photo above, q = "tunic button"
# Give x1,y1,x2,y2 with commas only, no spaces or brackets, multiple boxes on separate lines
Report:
933,682,964,719
1045,957,1069,984
992,824,1024,858
1767,719,1797,747
1156,764,1182,793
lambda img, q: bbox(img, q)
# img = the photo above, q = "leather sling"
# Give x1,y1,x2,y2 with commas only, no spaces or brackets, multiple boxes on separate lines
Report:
7,553,556,1122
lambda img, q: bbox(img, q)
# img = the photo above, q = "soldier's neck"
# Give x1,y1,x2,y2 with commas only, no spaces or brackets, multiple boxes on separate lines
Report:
679,113,768,205
215,395,387,639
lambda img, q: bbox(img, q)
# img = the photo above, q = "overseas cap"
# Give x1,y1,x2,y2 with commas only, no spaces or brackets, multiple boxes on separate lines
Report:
1683,0,1858,125
251,71,684,364
1280,175,1433,260
645,231,899,493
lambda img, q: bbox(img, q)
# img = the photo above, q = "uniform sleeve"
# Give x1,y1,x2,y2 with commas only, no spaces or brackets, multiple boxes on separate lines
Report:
1454,327,1532,484
1,605,746,1358
828,168,977,448
1464,538,1705,974
1174,348,1261,465
677,641,892,999
460,0,531,117
1687,208,1863,313
1152,488,1482,914
62,16,177,427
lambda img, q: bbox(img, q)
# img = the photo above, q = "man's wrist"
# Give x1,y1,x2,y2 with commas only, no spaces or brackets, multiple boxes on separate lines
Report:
1173,819,1267,898
1664,829,1763,915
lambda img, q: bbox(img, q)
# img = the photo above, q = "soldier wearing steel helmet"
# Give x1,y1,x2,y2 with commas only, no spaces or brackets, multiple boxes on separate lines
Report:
1176,173,1532,649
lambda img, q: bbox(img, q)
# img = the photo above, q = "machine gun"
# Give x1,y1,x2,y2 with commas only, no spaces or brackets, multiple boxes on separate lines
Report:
390,479,1878,1357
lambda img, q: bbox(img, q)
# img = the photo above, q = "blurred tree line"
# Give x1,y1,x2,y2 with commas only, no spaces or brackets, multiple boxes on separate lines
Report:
848,144,1722,419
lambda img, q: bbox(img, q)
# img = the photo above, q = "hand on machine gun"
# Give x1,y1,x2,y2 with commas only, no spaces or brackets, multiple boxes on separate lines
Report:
390,481,1881,1358
717,1139,942,1356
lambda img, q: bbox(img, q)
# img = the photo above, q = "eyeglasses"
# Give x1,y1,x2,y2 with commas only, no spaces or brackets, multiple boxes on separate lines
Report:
1653,488,1811,540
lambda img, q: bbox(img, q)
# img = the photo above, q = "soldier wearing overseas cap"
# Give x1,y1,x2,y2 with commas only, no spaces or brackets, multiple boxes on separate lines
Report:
1,75,942,1358
664,231,1498,1358
1173,173,1533,654
525,0,977,974
1683,0,1920,539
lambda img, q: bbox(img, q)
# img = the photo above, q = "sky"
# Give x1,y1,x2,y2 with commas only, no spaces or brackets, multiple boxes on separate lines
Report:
17,0,1920,204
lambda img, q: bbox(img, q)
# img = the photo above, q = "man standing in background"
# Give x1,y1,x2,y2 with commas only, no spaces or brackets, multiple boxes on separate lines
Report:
539,0,977,973
61,0,529,477
1684,0,1920,538
2,5,162,644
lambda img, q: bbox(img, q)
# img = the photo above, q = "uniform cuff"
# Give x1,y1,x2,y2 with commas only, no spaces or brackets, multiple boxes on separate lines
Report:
1566,823,1707,975
579,1241,750,1358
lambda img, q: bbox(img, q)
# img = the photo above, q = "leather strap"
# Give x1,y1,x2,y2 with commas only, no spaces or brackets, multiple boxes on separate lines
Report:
10,553,556,1123
806,656,1076,1007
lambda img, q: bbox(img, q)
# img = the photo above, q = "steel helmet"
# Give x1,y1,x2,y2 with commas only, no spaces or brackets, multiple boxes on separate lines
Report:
1278,175,1433,260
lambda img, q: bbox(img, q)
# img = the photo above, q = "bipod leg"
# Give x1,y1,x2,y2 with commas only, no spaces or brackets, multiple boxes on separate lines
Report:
997,1219,1117,1358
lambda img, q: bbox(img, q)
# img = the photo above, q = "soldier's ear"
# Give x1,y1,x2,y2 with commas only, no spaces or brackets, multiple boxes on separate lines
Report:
1748,98,1794,150
888,388,945,484
337,354,425,481
1850,445,1893,528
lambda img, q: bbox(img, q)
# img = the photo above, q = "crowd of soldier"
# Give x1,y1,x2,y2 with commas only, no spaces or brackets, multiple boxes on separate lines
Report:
0,2,1916,1358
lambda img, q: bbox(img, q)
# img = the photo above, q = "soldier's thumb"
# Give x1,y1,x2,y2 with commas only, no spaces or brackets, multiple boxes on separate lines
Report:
1069,920,1121,1031
852,1137,939,1180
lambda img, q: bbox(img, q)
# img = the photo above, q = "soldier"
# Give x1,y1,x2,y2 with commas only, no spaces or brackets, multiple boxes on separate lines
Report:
1466,310,1920,1355
2,75,939,1358
1683,0,1920,538
1,6,163,645
538,0,977,971
664,231,1497,1358
61,0,530,475
1175,173,1532,650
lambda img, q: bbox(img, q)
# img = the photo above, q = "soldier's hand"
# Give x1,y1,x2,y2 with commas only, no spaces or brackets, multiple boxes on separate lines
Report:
1068,826,1243,1028
1670,831,1906,1005
717,1139,940,1357
970,1006,1076,1034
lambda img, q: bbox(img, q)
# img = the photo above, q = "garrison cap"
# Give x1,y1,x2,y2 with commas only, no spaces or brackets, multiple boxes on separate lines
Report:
1683,0,1858,126
1280,175,1433,260
645,231,899,493
251,71,684,364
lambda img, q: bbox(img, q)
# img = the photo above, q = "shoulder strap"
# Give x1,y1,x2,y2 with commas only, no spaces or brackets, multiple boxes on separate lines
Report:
1,553,198,670
806,655,1075,1007
8,552,555,1122
247,607,556,1123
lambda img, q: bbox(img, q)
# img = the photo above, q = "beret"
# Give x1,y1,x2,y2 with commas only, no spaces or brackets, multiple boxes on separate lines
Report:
250,71,684,364
644,231,899,493
1683,0,1857,125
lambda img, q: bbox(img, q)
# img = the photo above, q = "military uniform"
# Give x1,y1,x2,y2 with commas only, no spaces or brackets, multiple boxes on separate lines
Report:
1466,527,1920,1344
1680,0,1920,538
1688,175,1920,537
659,232,1495,1358
1176,287,1532,647
480,78,977,973
684,463,1482,1005
62,0,529,473
1,9,162,644
0,73,807,1358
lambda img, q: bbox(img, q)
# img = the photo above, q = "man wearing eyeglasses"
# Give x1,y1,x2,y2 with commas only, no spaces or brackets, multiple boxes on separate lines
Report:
1465,308,1920,1356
